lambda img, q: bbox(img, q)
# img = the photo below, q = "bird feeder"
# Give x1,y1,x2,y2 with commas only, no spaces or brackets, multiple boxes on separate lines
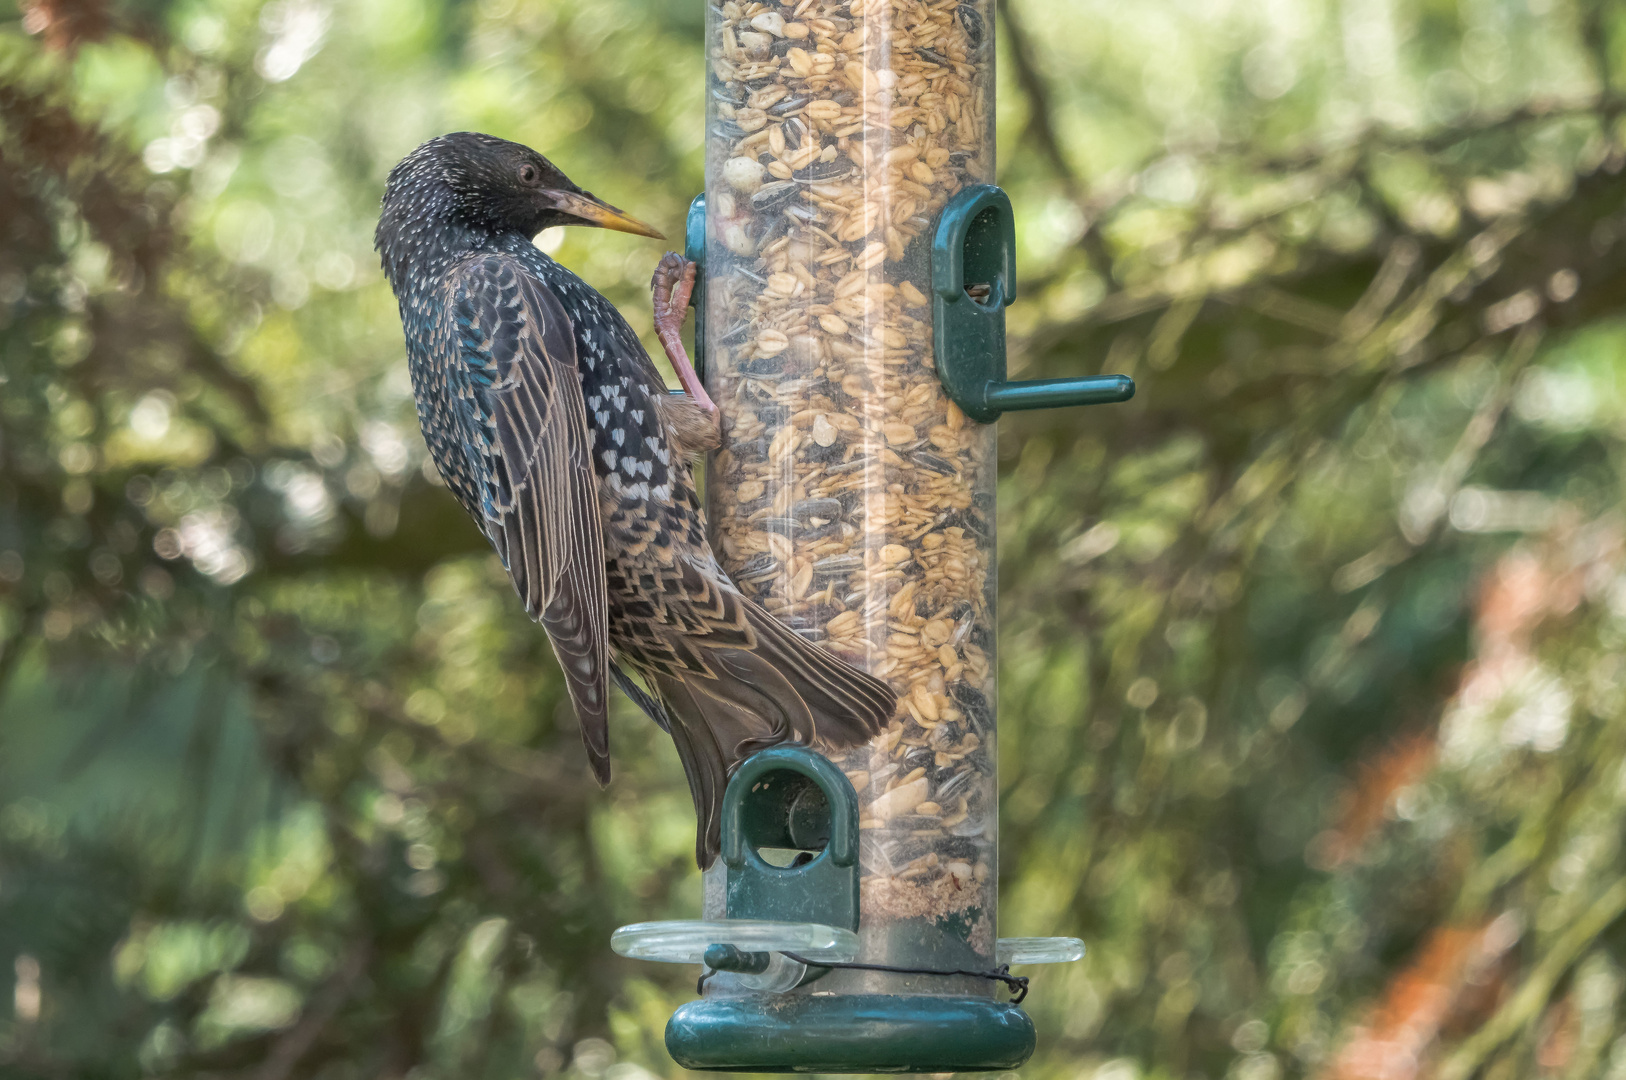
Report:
612,0,1131,1070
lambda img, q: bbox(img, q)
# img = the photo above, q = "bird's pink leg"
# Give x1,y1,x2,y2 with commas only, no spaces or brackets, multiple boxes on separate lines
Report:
651,253,718,419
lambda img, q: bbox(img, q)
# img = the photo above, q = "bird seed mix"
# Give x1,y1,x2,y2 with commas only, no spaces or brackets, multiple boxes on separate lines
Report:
703,0,997,935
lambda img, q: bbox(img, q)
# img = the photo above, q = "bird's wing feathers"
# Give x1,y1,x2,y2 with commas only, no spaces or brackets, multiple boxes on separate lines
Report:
447,253,612,783
438,251,893,858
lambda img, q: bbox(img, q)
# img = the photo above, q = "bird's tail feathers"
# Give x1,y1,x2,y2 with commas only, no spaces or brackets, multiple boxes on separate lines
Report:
611,662,670,732
739,599,898,745
653,597,897,867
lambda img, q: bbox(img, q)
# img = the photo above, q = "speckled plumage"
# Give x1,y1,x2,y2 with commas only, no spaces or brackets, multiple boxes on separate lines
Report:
376,133,895,866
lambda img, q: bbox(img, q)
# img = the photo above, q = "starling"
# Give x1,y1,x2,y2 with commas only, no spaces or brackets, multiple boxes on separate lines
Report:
375,133,896,866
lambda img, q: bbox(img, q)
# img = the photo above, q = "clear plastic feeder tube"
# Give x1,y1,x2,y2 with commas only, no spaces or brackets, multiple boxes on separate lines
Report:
703,0,997,982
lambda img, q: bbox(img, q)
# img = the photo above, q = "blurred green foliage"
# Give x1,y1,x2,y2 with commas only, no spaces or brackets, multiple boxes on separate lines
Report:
4,0,1626,1077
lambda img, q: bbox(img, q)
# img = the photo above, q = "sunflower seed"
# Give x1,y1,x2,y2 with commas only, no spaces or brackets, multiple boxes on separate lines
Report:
791,497,843,523
912,451,958,475
812,554,865,576
751,181,801,212
792,159,851,182
737,553,779,581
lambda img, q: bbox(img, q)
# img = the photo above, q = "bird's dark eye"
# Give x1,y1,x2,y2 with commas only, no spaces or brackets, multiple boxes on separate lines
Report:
518,163,540,185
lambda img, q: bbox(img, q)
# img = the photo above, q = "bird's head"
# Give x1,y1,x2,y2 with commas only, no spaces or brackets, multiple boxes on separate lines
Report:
378,132,663,258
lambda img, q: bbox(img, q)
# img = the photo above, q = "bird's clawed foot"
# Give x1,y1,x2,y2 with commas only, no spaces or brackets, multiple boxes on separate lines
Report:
651,253,718,425
652,252,696,321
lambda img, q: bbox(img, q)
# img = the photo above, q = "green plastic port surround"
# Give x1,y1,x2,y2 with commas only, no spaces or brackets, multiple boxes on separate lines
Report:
930,184,1135,423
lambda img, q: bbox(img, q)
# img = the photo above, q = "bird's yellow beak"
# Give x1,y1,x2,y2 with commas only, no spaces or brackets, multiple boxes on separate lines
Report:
548,190,665,240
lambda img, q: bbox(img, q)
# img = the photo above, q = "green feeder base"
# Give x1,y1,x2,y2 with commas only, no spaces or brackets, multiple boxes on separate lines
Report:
665,993,1036,1073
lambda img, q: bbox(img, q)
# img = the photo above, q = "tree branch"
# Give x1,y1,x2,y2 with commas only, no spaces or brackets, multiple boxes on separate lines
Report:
253,941,372,1080
1435,879,1626,1080
998,0,1118,279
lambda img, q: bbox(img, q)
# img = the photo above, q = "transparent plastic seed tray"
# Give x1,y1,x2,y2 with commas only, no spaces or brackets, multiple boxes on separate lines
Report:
611,920,861,964
995,937,1085,966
